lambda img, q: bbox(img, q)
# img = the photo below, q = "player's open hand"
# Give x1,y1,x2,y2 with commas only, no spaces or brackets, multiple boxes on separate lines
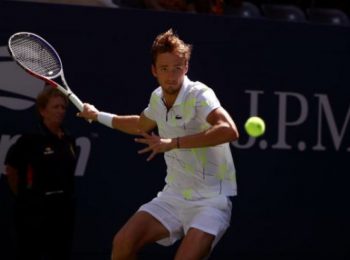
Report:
135,132,175,161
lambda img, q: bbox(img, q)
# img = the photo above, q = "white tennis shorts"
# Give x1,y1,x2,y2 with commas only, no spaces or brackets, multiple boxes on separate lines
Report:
138,189,232,248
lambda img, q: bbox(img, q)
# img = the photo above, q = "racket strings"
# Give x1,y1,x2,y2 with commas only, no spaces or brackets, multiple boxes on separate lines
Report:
10,36,61,78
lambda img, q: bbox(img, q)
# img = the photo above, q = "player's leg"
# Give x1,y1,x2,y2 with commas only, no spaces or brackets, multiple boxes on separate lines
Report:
111,210,169,260
174,195,233,260
174,227,215,260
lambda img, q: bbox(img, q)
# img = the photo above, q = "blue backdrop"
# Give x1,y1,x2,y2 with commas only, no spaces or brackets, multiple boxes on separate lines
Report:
0,1,350,259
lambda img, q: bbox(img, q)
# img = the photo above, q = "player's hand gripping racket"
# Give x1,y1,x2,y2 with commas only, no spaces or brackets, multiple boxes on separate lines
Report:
8,32,85,112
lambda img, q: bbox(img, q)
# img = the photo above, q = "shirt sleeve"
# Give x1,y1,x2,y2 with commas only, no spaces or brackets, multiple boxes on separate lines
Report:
143,91,159,121
196,87,221,122
143,106,154,121
4,136,27,170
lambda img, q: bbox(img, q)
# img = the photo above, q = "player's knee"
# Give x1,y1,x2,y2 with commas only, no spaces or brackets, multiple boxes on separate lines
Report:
111,232,135,259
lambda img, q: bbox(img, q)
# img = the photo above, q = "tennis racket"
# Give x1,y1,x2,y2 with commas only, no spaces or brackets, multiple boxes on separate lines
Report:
8,32,84,112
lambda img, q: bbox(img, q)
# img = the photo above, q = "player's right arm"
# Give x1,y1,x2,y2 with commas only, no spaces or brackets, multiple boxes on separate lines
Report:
112,112,156,135
78,103,157,135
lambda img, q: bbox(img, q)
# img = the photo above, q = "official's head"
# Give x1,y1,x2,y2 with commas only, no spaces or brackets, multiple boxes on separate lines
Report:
36,86,68,126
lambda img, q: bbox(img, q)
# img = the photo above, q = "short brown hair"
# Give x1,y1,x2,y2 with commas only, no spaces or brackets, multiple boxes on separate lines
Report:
151,29,192,65
36,86,68,112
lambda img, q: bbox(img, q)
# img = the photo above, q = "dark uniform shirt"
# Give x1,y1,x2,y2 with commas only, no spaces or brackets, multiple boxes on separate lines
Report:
5,121,77,260
5,121,77,199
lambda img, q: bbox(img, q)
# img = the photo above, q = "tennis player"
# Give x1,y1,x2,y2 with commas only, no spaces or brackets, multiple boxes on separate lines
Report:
78,28,239,260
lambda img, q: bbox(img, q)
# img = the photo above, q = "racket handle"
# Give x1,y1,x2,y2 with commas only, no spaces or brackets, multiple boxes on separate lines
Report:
68,92,84,112
68,93,92,123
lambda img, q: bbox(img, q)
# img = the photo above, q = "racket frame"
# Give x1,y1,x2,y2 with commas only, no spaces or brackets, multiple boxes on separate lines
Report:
8,32,84,111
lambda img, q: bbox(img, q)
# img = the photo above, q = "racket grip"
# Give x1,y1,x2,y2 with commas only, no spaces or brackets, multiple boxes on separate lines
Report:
68,92,84,112
68,93,92,123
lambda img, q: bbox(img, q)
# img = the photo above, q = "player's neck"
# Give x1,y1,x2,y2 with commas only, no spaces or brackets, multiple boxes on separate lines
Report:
162,94,177,109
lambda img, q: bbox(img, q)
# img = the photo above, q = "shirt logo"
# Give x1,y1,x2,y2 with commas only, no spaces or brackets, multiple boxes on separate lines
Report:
43,147,54,155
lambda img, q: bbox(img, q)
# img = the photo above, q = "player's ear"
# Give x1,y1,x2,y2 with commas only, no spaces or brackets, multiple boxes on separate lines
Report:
184,63,189,74
38,108,46,119
151,64,157,77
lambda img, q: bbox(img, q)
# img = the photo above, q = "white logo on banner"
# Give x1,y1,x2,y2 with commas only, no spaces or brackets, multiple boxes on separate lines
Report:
0,45,90,177
0,46,43,109
232,90,350,152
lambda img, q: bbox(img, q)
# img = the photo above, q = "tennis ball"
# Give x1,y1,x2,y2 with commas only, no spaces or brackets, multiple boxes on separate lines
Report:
244,116,266,137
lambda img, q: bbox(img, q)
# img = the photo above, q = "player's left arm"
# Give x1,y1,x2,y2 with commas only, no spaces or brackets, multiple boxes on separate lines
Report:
136,107,239,161
178,106,239,149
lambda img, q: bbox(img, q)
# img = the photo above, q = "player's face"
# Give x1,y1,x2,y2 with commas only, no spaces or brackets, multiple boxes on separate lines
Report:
40,96,67,127
152,52,188,96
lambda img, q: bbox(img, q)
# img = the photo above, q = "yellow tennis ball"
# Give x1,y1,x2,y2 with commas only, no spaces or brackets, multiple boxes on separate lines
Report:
244,116,265,137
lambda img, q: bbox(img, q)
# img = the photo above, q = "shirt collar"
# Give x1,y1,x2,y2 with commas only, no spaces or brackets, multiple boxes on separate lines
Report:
173,76,191,106
38,120,68,139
